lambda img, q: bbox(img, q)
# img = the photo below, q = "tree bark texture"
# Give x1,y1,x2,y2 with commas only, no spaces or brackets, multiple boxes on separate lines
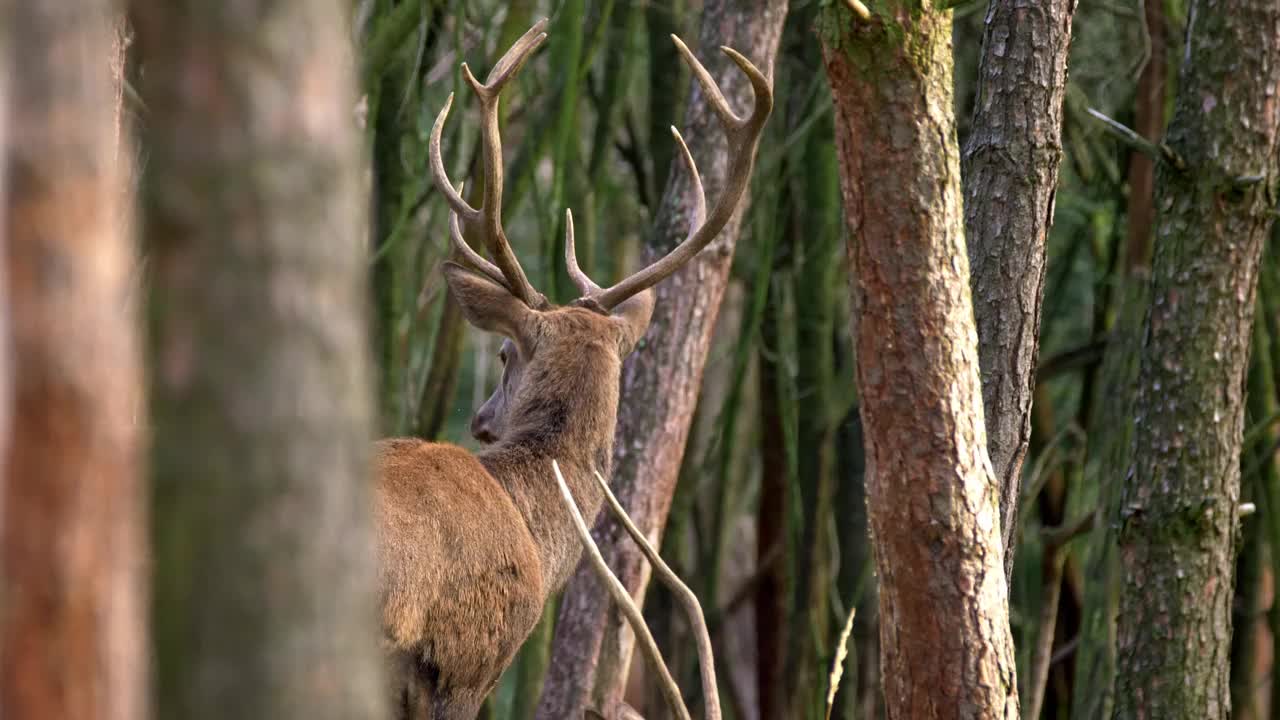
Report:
135,3,385,718
821,4,1020,719
535,3,786,717
963,0,1076,580
1113,0,1280,717
0,4,147,720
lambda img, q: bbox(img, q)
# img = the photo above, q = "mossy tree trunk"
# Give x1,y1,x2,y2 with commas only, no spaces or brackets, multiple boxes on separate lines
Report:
135,2,385,718
535,2,787,717
1112,0,1280,716
0,4,146,719
821,3,1020,717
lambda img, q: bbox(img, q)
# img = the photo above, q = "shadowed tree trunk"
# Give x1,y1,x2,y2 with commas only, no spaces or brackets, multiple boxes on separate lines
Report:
963,0,1076,580
821,3,1020,717
535,2,786,717
1112,0,1280,716
1069,4,1168,712
136,2,385,718
0,4,146,719
1123,0,1166,271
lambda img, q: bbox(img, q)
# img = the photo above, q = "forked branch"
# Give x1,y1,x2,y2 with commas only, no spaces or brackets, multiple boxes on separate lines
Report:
552,461,720,720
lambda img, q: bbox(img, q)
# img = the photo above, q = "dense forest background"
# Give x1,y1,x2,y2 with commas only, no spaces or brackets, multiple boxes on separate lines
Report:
345,0,1273,717
1,0,1277,719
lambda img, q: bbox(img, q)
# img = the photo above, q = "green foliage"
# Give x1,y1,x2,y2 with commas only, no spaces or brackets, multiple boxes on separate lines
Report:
357,0,1279,717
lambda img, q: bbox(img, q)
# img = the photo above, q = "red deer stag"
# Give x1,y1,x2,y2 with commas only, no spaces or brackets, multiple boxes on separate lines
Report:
374,18,771,720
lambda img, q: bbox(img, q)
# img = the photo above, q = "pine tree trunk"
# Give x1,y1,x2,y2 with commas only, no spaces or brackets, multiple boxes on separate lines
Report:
1112,0,1280,716
0,4,146,719
962,0,1076,580
135,3,385,718
821,4,1020,718
534,3,786,717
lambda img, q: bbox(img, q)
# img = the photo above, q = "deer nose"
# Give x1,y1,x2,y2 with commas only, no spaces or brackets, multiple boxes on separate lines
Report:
471,414,497,444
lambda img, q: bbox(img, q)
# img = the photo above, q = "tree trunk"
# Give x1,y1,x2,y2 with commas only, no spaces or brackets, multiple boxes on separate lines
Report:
135,3,385,718
1069,2,1169,708
821,4,1020,718
0,4,146,719
535,3,786,717
1122,0,1166,271
1112,0,1280,715
962,0,1076,580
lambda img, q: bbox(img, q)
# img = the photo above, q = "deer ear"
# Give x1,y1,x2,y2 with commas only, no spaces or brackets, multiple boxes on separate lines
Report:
610,289,655,355
444,261,537,347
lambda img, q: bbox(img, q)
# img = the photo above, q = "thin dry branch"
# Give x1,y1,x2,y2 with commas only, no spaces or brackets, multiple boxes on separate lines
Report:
590,470,721,720
552,461,691,720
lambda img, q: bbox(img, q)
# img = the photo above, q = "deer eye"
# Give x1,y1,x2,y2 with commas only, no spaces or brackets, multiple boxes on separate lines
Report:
498,350,508,365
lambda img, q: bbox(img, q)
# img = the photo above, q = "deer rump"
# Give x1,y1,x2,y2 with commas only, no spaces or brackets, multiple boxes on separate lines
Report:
370,16,771,720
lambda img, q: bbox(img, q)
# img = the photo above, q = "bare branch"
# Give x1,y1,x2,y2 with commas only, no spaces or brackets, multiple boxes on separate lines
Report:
590,470,721,720
551,461,691,720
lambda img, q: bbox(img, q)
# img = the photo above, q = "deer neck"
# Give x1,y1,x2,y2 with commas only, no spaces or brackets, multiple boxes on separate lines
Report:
478,364,619,595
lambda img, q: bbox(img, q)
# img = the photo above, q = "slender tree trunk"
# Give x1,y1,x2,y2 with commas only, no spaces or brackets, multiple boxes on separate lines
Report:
756,268,790,720
1069,4,1169,708
821,4,1019,718
962,0,1076,580
135,3,385,718
1112,0,1280,716
0,4,146,719
535,3,786,717
1123,0,1166,271
785,101,844,720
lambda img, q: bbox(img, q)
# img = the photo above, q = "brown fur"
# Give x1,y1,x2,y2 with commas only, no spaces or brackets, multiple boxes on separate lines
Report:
375,263,654,719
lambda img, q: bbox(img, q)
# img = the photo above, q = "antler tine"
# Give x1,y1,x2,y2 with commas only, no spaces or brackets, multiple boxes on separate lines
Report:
428,21,549,309
466,18,549,96
552,461,693,720
591,470,721,720
564,209,603,296
448,192,509,290
429,93,481,224
588,38,774,311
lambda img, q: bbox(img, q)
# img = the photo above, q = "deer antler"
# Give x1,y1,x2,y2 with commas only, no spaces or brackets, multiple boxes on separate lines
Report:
552,461,721,720
429,19,548,308
568,36,773,312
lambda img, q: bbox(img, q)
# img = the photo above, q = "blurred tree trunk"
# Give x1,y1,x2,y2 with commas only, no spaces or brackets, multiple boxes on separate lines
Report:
535,3,786,717
756,294,791,720
784,98,845,720
821,3,1020,718
963,0,1076,580
1064,4,1167,712
1123,0,1166,270
136,2,385,718
0,4,146,719
1069,4,1168,711
1259,250,1280,720
1112,0,1280,715
833,410,878,720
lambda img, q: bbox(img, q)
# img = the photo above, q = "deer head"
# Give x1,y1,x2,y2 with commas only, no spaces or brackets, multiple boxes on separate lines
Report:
428,18,772,451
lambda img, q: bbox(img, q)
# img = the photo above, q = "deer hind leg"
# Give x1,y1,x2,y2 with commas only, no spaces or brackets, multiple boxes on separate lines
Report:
411,636,525,720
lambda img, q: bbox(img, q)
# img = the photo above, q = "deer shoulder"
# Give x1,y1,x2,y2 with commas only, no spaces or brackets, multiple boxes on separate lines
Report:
373,440,545,691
